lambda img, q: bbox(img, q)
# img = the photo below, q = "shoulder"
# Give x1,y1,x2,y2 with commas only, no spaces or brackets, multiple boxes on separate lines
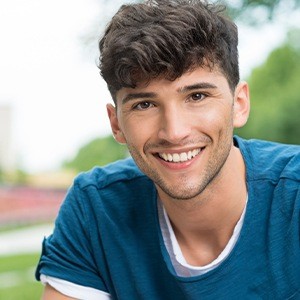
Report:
234,136,300,182
73,158,145,188
69,158,155,201
59,158,155,220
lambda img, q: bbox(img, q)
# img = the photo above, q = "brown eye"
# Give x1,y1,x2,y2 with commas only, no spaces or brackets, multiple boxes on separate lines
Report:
134,101,153,110
191,93,205,101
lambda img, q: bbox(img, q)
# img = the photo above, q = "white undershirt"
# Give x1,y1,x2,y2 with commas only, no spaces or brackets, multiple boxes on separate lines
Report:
157,198,247,277
41,197,247,299
40,275,111,299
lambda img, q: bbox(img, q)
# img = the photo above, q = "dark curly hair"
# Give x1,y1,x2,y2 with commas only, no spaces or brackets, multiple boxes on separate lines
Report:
99,0,239,102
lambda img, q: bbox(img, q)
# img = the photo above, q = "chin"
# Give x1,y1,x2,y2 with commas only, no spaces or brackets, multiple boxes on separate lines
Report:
158,184,206,201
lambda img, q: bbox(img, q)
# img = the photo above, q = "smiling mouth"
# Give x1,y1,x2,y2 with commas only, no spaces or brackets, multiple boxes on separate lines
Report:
158,148,203,163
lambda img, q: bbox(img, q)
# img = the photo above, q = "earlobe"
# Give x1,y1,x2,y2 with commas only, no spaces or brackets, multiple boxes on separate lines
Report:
233,82,250,128
106,104,126,144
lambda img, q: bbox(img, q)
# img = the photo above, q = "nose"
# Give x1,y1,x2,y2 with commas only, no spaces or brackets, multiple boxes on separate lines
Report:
157,105,191,144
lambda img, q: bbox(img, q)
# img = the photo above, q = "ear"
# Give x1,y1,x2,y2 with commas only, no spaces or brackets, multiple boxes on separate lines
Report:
106,103,126,144
233,81,250,128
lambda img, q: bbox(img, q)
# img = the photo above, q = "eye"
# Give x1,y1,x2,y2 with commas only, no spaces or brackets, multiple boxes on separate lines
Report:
190,92,206,102
133,101,154,110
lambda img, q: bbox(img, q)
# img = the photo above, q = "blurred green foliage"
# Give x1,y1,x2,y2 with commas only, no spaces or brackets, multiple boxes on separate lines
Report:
63,135,128,172
0,169,28,185
221,0,300,23
235,30,300,144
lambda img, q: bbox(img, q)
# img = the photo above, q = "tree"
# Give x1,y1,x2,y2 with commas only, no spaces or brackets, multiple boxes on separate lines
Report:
235,30,300,144
220,0,300,24
63,135,128,172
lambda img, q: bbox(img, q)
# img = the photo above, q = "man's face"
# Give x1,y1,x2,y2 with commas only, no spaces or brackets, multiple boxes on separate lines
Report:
107,67,249,201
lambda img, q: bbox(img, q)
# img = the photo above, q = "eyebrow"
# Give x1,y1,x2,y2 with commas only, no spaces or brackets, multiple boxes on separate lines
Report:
122,92,157,105
178,82,218,93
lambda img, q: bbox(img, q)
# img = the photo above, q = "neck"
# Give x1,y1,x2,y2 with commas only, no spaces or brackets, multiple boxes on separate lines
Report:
158,146,247,266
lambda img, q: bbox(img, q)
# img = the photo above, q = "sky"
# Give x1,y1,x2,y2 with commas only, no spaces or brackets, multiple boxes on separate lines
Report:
0,0,297,173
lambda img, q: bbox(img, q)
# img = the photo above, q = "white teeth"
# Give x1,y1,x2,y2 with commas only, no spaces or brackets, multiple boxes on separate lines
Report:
173,153,180,162
161,153,168,161
180,153,188,162
159,148,201,163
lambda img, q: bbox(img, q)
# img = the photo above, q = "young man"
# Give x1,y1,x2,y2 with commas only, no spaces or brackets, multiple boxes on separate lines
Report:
36,0,300,299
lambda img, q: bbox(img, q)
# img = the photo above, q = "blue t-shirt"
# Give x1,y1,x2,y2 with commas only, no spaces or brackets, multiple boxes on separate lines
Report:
36,137,300,299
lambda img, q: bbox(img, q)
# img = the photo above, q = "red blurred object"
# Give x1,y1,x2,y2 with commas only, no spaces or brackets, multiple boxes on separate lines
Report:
0,186,65,227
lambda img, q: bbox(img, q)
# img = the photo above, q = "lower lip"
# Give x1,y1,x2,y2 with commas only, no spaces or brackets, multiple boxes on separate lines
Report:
156,149,203,170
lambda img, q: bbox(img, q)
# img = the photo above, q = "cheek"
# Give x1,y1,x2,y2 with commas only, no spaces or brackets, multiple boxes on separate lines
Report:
122,122,148,148
196,107,234,140
122,115,158,142
196,106,232,128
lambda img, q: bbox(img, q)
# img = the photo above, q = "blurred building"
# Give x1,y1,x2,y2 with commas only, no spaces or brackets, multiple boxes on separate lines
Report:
0,105,15,171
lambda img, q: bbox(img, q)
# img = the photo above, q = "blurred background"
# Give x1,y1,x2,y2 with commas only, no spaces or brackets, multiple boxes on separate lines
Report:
0,0,299,298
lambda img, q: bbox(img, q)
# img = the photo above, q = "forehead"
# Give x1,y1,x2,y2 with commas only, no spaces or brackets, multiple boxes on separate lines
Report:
115,66,229,105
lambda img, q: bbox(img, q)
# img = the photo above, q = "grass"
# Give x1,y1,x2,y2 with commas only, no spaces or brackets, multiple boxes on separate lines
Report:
0,253,43,300
0,221,53,234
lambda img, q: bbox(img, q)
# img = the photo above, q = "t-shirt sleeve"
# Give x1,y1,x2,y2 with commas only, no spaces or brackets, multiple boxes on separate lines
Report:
35,183,108,292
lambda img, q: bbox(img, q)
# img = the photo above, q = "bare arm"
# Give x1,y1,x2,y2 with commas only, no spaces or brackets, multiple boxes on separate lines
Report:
42,284,77,300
